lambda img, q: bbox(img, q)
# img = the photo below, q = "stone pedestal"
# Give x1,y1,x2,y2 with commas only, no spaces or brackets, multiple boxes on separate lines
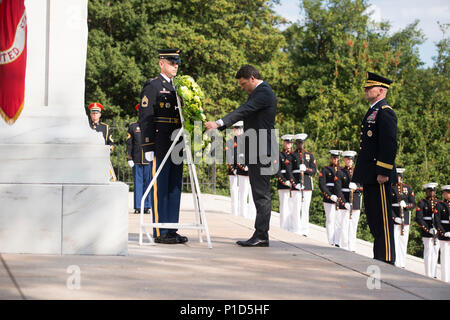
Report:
0,0,128,255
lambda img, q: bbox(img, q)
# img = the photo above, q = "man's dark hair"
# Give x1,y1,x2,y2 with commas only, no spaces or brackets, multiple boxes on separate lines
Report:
235,64,262,80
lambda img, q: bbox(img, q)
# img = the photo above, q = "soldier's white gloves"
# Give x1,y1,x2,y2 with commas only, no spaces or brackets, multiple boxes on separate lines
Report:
244,166,248,172
429,228,437,235
233,169,237,175
445,232,450,238
344,203,351,210
285,180,292,188
299,164,307,172
400,200,407,208
145,151,154,162
394,217,403,224
330,195,338,203
127,160,134,168
349,182,357,190
295,184,303,191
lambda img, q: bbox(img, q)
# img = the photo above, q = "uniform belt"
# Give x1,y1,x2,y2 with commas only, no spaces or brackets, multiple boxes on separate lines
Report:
391,203,400,207
441,220,449,224
326,183,334,186
423,217,432,220
280,170,286,173
292,170,301,173
154,116,179,124
341,188,350,192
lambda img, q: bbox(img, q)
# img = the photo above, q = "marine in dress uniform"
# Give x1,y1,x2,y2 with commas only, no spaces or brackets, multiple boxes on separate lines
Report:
352,72,397,265
319,150,343,246
335,151,362,252
291,133,317,236
127,104,151,214
138,48,187,245
390,168,416,268
276,134,296,231
435,185,450,282
416,183,440,278
88,102,114,150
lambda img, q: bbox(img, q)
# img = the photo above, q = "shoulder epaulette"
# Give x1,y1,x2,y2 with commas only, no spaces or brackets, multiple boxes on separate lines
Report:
381,105,393,110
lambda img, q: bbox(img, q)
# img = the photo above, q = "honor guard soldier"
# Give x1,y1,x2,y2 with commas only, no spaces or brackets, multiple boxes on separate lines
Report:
276,134,296,231
319,150,343,246
352,72,397,265
416,183,440,278
138,48,188,245
88,102,114,150
291,133,317,236
225,122,240,216
335,151,361,252
435,185,450,282
127,104,151,214
390,168,416,268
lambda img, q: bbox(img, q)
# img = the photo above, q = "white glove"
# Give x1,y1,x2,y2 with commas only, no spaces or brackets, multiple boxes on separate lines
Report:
349,182,357,190
330,195,338,203
394,217,403,224
299,164,307,172
145,151,154,162
429,228,437,235
295,184,303,191
233,169,237,175
127,160,134,168
344,203,351,210
445,232,450,238
244,166,248,171
284,180,292,188
400,200,407,208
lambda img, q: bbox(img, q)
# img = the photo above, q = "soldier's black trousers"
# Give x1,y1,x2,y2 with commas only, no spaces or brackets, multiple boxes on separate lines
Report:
363,182,396,264
248,163,272,240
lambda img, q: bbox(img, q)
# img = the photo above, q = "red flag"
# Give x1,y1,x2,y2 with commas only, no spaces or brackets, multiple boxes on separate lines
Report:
0,0,27,125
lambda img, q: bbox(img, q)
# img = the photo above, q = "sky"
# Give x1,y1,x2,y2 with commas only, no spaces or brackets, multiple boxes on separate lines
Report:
272,0,450,68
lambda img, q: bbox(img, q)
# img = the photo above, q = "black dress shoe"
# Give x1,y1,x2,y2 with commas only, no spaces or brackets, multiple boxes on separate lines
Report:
144,208,151,214
154,234,178,244
134,209,139,214
169,233,188,244
236,236,269,247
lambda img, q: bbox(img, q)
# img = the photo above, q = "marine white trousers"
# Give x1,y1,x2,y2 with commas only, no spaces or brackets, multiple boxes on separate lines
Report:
279,189,292,231
289,190,312,235
338,209,360,251
393,224,410,268
423,237,440,278
324,202,339,246
229,175,239,216
238,175,256,220
440,240,450,283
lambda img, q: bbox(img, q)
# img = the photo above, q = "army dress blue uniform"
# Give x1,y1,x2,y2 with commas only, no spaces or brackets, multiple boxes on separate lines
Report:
138,50,185,243
126,121,151,213
352,72,397,264
435,185,450,282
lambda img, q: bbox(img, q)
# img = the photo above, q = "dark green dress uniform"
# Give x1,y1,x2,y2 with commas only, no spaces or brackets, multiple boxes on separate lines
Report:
138,49,185,243
352,72,397,264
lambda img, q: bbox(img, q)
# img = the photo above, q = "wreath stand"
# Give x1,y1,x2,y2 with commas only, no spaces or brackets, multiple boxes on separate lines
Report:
138,94,212,248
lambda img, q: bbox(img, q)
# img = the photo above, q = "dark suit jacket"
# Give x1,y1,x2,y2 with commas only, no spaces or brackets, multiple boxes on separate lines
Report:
220,81,277,164
352,98,398,185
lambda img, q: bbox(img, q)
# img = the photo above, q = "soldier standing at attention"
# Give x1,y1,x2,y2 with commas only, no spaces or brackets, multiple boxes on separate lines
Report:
319,150,343,246
352,72,397,265
416,183,440,278
88,102,114,151
138,48,188,245
390,168,416,268
225,122,241,217
435,185,450,282
127,104,151,214
291,133,316,236
276,134,295,231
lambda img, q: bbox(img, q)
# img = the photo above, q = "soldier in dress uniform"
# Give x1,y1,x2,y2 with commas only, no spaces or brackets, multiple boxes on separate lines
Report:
352,72,397,265
127,104,151,214
390,168,416,268
435,185,450,282
291,133,317,236
416,183,440,278
276,134,296,231
225,122,241,216
335,151,361,252
319,150,343,246
88,102,114,150
138,48,188,245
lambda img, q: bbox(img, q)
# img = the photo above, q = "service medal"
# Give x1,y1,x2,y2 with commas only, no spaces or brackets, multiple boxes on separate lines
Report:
160,102,164,108
165,102,171,108
367,130,372,137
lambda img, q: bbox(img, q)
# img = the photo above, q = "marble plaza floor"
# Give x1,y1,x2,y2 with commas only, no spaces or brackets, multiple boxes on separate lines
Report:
0,193,448,300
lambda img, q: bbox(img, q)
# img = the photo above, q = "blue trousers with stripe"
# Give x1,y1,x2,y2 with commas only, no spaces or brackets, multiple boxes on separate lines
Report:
133,164,152,210
363,182,396,264
150,156,183,237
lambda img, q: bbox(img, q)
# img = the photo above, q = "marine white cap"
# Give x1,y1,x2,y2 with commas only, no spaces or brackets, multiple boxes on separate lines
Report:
396,168,405,174
294,133,308,141
281,134,294,141
442,185,450,191
330,150,342,157
342,150,357,158
423,182,438,190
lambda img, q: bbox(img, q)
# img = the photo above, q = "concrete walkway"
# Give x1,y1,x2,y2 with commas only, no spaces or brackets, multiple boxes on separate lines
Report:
0,193,448,300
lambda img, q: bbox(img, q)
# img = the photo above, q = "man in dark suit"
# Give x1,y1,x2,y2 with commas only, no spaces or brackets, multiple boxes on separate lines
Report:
352,72,398,264
138,48,187,245
205,64,278,247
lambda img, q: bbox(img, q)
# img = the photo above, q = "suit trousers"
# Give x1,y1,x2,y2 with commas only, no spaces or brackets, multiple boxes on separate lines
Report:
363,183,396,264
133,164,152,210
248,163,272,240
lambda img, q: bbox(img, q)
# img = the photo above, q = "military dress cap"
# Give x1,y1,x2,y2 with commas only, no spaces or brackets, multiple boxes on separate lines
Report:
442,185,450,192
364,72,393,89
135,103,139,111
233,121,244,127
396,168,405,174
423,182,438,190
281,134,294,141
330,150,342,157
294,133,308,141
342,150,357,158
158,49,182,64
88,102,103,113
